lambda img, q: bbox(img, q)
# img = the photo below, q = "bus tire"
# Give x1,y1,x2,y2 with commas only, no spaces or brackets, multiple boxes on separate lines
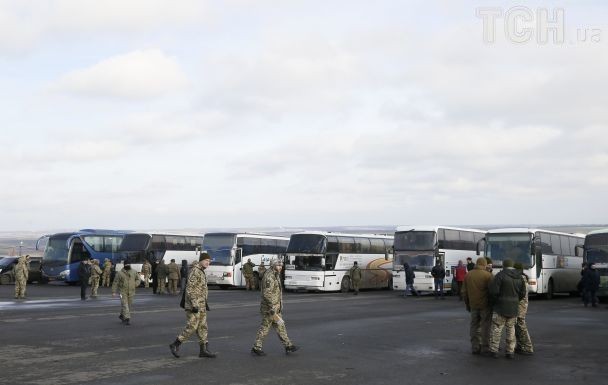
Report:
340,277,351,293
219,285,229,290
545,279,554,300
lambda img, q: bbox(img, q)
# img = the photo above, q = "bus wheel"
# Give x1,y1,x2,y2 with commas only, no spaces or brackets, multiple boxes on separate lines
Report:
545,279,554,300
219,285,229,290
340,277,351,293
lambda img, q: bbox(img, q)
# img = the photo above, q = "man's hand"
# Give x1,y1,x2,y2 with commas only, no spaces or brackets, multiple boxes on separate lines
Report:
191,307,199,314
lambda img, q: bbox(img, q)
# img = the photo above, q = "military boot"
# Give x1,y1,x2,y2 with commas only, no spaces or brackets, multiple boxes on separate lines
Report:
169,339,182,358
285,345,299,354
251,347,266,356
199,343,217,358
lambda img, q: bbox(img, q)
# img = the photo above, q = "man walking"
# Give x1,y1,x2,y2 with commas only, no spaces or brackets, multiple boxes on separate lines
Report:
349,261,362,295
251,258,298,356
243,258,256,291
431,260,445,299
89,259,103,298
112,262,142,326
488,259,527,359
78,258,91,300
169,253,217,358
403,262,418,297
462,257,493,355
167,259,181,295
14,255,30,299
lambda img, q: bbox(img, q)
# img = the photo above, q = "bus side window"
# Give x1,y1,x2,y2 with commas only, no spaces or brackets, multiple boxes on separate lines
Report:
234,248,242,265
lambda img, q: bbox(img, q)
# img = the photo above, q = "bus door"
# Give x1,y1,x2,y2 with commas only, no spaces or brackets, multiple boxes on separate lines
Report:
234,248,243,286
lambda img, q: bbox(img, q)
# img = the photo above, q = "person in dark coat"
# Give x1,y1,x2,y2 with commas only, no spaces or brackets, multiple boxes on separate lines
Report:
431,260,446,299
151,259,159,294
78,258,91,300
180,260,189,293
466,257,475,272
581,262,600,308
403,262,418,297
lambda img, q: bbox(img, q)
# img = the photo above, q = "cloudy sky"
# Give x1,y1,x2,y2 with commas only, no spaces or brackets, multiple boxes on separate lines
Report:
1,0,607,232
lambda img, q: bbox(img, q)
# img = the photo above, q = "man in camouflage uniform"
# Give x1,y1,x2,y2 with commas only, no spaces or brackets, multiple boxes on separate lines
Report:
89,259,103,298
169,253,217,359
157,259,168,294
14,255,30,299
243,258,255,290
167,259,181,295
513,262,533,355
251,258,298,356
462,257,493,355
348,261,362,295
141,259,152,288
102,259,112,287
488,259,526,359
112,262,142,325
257,262,266,291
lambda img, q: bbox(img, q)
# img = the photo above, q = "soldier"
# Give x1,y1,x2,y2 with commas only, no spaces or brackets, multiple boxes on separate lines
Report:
141,259,152,288
462,257,493,355
112,262,142,326
251,258,298,356
243,258,256,290
513,262,533,355
102,259,112,287
89,259,103,298
348,261,362,295
488,259,527,359
169,253,217,358
157,259,168,294
14,255,30,299
258,262,267,289
167,259,181,295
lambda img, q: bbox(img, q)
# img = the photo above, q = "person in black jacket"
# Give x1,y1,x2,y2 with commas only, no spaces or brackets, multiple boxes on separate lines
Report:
466,257,475,272
403,263,418,297
431,260,446,299
78,258,91,300
581,262,600,308
151,259,159,294
180,260,189,293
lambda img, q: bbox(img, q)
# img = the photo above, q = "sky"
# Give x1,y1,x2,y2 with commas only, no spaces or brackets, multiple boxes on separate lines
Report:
1,0,607,232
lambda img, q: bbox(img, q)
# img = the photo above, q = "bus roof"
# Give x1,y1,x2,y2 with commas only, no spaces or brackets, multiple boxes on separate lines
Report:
486,228,586,238
203,232,290,240
292,231,393,239
395,225,485,233
585,228,608,236
126,232,203,237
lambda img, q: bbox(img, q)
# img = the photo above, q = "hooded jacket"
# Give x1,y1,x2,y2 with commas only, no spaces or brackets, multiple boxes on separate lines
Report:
489,268,526,317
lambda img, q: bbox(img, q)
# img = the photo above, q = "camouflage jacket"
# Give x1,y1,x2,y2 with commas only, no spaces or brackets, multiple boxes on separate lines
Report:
103,261,112,274
185,265,208,311
260,270,282,315
243,261,255,277
167,262,180,280
349,265,362,282
157,262,168,278
112,268,141,295
14,257,29,281
90,264,102,278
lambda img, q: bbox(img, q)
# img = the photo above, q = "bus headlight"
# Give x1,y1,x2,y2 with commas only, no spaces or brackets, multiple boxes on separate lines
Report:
311,276,320,281
59,270,70,279
528,280,536,285
223,272,232,277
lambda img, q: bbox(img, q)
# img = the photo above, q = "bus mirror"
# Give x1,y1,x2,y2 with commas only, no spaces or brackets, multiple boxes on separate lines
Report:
574,245,583,257
534,245,542,259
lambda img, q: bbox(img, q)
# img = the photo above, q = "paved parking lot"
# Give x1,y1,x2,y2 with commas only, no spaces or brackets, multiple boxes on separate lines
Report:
0,283,607,385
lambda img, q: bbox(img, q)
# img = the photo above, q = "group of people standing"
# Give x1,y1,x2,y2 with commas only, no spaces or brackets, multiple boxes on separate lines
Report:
462,257,533,359
77,257,115,300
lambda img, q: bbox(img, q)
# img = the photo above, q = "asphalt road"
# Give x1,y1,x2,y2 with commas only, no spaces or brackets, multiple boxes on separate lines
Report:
0,283,606,385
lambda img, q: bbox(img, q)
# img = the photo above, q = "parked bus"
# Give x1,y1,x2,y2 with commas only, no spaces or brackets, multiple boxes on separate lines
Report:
202,232,290,289
577,228,608,298
392,226,486,294
37,229,126,284
116,233,204,278
482,228,584,299
283,231,394,292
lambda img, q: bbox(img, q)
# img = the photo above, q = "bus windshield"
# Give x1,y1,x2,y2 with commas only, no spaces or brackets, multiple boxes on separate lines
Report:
394,231,435,251
586,234,608,264
44,235,70,263
119,234,151,251
395,252,435,272
287,234,326,254
291,255,324,271
203,234,236,266
485,233,533,268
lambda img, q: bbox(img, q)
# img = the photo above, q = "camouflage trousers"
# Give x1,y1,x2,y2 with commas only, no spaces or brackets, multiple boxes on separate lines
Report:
351,280,360,293
515,298,533,352
254,312,291,349
158,278,167,294
102,273,111,287
90,277,100,297
177,310,208,345
119,293,134,319
143,273,150,288
168,279,179,295
14,278,27,298
469,308,492,353
245,275,255,290
489,312,517,353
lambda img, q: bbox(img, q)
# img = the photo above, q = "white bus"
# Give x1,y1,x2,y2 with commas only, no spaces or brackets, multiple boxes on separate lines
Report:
283,231,394,292
392,226,486,294
577,229,608,298
483,228,584,299
202,232,290,289
117,233,203,277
